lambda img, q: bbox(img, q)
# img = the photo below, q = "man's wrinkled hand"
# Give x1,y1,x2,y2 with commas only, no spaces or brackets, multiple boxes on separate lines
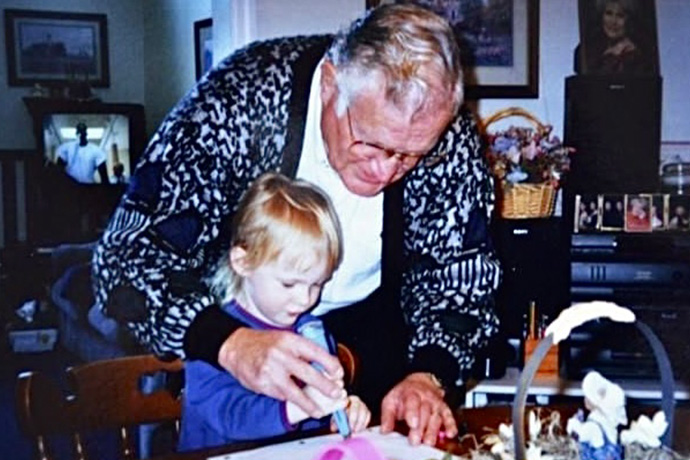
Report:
218,327,344,417
380,372,457,446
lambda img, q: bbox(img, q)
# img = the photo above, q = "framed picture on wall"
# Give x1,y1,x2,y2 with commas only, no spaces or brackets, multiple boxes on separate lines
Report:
194,18,213,80
365,0,539,98
4,9,110,87
578,0,659,76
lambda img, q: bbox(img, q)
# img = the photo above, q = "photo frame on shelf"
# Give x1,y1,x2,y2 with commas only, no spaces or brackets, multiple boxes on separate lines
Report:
651,194,667,231
574,194,600,233
668,195,690,231
578,0,659,76
624,193,652,233
600,193,625,231
194,18,213,80
4,9,109,87
365,0,539,98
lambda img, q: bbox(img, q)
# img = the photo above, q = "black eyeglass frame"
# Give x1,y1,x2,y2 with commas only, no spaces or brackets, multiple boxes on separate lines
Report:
345,107,447,168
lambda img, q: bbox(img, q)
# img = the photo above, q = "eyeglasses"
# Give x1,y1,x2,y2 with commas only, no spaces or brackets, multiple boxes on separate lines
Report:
345,108,446,168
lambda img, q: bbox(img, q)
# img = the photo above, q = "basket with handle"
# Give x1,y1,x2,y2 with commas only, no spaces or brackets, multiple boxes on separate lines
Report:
482,107,558,219
509,301,676,460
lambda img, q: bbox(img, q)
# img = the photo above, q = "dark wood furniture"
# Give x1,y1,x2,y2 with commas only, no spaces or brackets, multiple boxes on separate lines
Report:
145,405,690,460
15,345,359,460
21,97,146,246
16,354,184,460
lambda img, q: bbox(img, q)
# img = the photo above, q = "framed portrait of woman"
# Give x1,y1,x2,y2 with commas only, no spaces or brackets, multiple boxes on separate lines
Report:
578,0,659,76
624,193,652,233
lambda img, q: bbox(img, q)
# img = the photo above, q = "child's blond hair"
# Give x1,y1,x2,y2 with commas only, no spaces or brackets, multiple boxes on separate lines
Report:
210,173,342,303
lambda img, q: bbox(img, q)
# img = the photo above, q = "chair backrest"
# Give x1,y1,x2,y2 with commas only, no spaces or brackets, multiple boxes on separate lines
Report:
336,343,359,388
17,345,357,460
16,354,184,460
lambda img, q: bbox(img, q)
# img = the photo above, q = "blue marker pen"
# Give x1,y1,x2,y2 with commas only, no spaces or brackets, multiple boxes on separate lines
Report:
297,319,351,439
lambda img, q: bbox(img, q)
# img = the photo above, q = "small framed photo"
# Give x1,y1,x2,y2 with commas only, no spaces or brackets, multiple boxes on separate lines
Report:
668,195,690,230
575,194,600,233
624,193,652,232
578,0,659,76
600,194,625,231
194,18,213,80
650,194,668,231
4,9,109,87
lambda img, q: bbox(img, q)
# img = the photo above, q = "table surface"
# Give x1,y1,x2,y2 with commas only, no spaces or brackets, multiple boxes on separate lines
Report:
151,406,690,460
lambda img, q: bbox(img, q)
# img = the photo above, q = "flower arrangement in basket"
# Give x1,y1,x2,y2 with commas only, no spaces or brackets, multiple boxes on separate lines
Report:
482,107,575,219
455,302,684,460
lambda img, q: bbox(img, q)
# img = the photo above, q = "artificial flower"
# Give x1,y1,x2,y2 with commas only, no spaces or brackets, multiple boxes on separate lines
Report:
484,123,574,186
529,411,542,441
620,411,668,448
567,411,605,448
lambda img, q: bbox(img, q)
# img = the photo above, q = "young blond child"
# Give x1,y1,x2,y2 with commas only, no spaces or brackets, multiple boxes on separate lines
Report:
178,172,370,451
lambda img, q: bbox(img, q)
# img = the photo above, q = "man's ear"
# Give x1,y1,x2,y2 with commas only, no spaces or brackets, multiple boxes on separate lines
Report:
320,60,338,103
230,246,252,277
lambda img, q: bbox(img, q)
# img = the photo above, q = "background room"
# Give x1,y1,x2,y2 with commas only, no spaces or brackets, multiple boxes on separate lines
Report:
1,0,690,459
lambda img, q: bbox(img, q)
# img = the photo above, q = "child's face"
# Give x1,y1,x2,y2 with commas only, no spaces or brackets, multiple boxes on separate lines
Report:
232,247,330,327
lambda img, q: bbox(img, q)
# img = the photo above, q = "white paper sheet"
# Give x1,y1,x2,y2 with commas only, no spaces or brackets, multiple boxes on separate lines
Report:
207,426,457,460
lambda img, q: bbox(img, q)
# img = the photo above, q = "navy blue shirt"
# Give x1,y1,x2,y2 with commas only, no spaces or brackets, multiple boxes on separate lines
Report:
178,301,332,452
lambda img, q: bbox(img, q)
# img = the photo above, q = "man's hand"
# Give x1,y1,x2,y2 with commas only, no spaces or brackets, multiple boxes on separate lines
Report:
380,372,457,446
218,327,344,417
287,383,348,425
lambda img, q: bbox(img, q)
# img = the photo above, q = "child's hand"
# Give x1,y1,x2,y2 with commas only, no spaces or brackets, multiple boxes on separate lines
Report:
334,395,370,433
286,382,347,424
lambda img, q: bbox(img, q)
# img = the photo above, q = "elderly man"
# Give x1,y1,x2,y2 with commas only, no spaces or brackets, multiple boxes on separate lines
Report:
93,3,501,445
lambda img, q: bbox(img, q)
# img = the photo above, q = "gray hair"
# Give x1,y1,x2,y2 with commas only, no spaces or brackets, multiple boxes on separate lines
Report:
326,3,463,116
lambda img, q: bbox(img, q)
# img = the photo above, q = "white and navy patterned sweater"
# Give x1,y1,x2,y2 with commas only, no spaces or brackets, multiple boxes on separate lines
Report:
92,35,501,385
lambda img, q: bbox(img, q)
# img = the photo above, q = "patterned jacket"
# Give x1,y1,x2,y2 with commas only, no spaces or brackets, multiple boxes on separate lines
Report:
93,35,501,385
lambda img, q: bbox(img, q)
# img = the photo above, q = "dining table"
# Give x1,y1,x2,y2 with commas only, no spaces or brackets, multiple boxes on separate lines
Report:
151,405,690,460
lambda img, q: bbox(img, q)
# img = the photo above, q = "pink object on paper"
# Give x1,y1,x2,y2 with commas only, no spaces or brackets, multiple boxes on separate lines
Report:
313,437,388,460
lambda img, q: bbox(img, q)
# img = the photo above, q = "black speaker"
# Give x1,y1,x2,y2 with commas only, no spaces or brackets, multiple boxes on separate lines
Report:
492,217,570,341
564,75,662,195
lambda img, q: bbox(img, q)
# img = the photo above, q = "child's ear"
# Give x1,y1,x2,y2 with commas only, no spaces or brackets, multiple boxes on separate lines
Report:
230,246,252,277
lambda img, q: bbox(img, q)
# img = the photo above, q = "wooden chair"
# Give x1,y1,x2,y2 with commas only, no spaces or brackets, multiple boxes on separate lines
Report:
16,354,184,460
17,345,357,460
337,342,359,388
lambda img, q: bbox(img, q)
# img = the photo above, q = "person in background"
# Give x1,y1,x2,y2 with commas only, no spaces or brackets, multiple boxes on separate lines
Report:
93,3,501,445
178,173,369,451
56,122,109,184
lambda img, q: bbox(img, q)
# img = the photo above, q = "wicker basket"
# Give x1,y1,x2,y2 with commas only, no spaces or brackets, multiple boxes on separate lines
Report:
500,182,556,219
483,107,557,219
449,302,678,460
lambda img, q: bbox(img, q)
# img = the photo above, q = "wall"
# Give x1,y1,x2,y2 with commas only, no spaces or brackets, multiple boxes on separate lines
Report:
143,0,211,136
233,0,690,143
0,0,688,247
0,0,146,150
0,0,145,247
4,0,687,146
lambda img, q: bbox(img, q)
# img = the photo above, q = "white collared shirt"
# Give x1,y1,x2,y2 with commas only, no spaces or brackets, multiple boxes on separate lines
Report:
296,60,383,316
